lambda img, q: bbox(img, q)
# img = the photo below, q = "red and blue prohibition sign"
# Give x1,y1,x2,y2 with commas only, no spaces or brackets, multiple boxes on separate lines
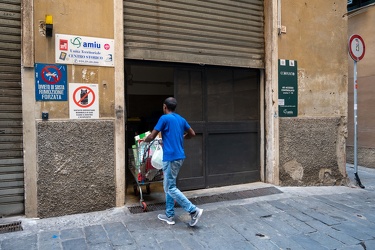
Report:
41,65,62,84
35,63,67,101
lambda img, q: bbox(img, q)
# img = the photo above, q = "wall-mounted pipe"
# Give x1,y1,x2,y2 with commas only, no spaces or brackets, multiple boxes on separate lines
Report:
278,0,281,35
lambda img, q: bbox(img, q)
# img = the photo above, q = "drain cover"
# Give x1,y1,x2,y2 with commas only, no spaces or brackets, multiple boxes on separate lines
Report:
128,186,282,214
128,203,167,214
0,221,23,234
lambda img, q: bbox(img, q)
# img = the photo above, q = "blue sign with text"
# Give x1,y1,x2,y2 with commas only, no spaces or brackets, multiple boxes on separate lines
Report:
35,63,67,101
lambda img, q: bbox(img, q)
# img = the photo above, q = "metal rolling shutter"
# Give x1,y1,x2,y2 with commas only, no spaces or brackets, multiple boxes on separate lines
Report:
0,1,23,216
124,0,264,68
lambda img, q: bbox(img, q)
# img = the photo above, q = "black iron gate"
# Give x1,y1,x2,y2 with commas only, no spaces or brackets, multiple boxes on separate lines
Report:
175,65,260,190
125,61,260,191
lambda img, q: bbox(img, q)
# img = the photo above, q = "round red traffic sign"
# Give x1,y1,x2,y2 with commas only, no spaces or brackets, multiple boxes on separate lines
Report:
349,34,365,61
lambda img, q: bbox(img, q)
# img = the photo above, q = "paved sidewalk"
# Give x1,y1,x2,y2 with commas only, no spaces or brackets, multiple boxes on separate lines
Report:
0,164,374,250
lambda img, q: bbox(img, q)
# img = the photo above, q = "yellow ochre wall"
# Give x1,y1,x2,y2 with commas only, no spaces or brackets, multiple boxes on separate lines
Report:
34,0,115,118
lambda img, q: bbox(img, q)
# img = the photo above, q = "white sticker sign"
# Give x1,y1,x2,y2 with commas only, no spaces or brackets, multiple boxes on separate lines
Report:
56,34,114,67
69,83,99,119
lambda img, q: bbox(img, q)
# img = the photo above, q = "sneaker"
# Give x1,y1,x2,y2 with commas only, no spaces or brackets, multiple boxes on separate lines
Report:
189,207,203,227
158,214,175,225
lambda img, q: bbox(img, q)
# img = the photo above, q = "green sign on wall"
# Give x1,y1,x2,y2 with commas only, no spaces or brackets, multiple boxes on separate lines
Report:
278,59,298,117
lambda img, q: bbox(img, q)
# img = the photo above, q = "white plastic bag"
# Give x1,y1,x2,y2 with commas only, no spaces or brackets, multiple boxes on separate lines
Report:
151,144,163,169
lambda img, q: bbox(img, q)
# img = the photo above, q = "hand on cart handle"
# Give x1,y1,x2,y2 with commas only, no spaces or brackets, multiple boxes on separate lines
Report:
154,138,163,145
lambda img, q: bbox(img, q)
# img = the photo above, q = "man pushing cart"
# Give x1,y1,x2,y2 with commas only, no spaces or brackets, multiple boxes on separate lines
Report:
144,97,203,227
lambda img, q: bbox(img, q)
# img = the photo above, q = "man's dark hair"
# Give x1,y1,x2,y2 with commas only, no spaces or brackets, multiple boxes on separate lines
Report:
164,97,177,111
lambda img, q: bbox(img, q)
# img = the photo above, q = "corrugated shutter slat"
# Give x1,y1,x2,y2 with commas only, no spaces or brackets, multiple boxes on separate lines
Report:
0,0,23,216
124,0,264,68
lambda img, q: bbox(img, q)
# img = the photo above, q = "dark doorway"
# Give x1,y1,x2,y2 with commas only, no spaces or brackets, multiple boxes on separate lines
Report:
125,61,260,191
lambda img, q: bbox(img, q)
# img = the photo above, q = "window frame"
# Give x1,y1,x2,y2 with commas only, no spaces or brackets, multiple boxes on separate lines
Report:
348,0,375,11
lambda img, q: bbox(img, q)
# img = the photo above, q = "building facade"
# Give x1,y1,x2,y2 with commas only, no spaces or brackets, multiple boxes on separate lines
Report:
0,0,348,218
347,1,375,168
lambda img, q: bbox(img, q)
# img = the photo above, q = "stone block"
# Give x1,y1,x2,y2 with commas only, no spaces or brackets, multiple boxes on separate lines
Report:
37,120,116,217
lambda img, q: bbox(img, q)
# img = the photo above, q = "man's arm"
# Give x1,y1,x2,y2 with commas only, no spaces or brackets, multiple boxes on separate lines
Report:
184,128,195,139
144,129,160,143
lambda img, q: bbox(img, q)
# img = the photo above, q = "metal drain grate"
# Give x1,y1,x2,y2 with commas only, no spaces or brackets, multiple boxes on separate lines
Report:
0,221,23,234
128,203,168,214
128,186,282,214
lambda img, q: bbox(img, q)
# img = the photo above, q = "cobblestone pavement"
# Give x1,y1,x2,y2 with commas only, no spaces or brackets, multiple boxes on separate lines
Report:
0,164,374,250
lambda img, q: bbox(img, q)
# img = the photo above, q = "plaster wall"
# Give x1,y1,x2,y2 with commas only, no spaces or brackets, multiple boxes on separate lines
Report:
263,0,279,185
347,6,375,168
33,0,115,119
278,0,348,185
23,0,123,217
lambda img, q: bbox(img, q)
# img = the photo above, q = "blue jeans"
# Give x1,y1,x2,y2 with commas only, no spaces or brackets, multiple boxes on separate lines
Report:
163,160,196,217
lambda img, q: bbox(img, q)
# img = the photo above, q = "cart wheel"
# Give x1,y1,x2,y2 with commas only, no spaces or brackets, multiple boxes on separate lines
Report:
141,201,147,211
146,184,151,194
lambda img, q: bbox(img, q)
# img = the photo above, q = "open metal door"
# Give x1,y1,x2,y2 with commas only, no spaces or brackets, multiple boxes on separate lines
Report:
176,66,260,190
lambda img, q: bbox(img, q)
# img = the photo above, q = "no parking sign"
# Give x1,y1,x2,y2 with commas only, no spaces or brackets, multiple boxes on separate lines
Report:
69,83,99,119
35,63,67,101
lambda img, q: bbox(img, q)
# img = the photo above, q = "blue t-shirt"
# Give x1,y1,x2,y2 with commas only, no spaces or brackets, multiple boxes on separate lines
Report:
154,113,191,162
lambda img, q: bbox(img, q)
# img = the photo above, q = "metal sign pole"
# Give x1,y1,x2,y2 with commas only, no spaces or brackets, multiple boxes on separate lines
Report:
353,60,365,188
349,34,365,189
354,60,358,174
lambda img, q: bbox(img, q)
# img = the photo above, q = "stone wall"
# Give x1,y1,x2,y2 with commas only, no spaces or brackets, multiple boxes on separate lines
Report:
37,120,115,218
279,117,348,186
